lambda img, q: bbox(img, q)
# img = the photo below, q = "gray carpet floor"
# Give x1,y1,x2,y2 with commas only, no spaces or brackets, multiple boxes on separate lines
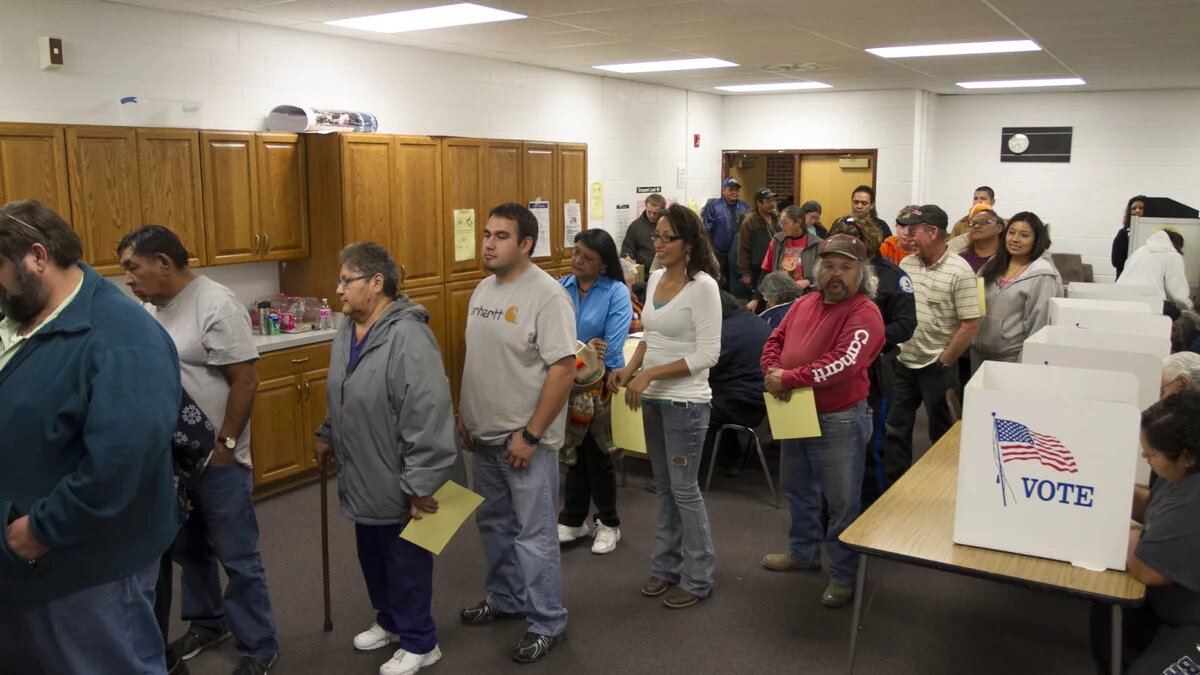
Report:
173,437,1098,675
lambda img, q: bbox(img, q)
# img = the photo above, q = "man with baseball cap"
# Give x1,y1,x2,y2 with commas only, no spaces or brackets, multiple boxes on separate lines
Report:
701,178,749,289
883,204,980,486
759,234,884,609
736,187,780,309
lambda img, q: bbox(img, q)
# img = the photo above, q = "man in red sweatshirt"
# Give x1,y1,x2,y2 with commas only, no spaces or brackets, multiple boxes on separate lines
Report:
759,234,884,609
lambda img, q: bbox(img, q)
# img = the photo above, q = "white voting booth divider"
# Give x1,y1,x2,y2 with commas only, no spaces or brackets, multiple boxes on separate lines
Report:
1048,297,1173,338
1067,282,1164,313
954,362,1140,571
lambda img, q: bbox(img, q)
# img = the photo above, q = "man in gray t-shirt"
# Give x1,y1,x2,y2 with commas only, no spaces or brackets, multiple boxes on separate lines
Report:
119,227,279,671
457,204,575,665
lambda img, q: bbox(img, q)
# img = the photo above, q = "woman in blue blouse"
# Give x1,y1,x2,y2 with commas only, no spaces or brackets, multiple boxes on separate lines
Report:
557,229,634,555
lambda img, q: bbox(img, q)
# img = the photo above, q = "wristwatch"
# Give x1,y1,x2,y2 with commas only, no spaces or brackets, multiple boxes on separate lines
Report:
520,428,541,446
217,436,237,450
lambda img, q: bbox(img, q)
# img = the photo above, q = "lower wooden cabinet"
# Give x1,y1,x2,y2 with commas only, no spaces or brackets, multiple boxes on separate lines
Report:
250,342,331,495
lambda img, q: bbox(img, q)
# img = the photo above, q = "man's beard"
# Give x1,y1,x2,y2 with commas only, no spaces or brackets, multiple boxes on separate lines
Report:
821,279,849,303
0,263,47,324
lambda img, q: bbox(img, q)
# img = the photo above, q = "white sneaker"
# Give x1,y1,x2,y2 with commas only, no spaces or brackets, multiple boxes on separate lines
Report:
354,622,399,651
557,522,589,544
591,522,620,554
379,645,442,675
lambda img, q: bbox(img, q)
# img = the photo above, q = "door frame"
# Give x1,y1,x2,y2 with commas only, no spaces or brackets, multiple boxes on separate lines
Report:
721,149,879,204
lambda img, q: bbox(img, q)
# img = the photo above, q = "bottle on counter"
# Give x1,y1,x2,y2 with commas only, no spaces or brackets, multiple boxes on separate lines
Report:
319,298,333,330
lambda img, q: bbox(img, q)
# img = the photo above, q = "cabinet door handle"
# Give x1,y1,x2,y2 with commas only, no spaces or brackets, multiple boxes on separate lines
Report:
294,383,301,404
291,357,310,364
304,381,311,400
264,234,271,252
253,234,261,254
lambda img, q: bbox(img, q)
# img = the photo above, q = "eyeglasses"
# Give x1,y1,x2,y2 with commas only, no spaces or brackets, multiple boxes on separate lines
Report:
336,275,371,288
649,233,683,243
969,219,998,228
2,213,40,236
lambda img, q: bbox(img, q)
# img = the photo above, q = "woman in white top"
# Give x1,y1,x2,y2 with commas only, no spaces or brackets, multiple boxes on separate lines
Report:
1118,229,1194,313
610,204,722,610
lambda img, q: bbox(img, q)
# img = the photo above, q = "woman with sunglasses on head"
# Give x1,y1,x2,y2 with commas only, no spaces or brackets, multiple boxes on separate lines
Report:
956,204,1006,273
609,204,722,611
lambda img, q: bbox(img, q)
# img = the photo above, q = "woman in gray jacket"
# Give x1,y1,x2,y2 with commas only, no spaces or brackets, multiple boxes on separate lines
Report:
313,242,459,675
971,211,1063,369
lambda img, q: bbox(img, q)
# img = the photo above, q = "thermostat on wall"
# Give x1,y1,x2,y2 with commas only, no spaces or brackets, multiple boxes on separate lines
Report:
39,36,64,71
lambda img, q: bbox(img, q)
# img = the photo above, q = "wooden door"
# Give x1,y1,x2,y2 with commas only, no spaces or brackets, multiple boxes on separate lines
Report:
404,284,448,373
394,136,443,288
445,278,479,405
341,135,396,252
0,123,71,222
256,133,309,261
250,374,307,486
486,140,522,209
201,132,260,265
798,154,874,223
557,143,588,262
66,126,141,275
441,138,485,281
522,142,555,265
301,368,328,470
136,129,206,267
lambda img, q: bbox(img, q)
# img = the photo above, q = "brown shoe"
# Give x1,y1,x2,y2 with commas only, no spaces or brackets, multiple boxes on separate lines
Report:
761,553,820,572
640,577,672,597
821,582,855,608
662,587,702,609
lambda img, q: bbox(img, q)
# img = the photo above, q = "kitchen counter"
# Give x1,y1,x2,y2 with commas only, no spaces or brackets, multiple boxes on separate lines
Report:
253,328,338,354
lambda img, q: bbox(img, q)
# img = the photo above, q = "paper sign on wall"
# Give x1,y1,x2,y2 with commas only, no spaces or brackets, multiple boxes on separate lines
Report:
614,204,632,246
564,202,582,248
529,201,551,258
453,209,476,262
590,182,604,221
687,198,700,214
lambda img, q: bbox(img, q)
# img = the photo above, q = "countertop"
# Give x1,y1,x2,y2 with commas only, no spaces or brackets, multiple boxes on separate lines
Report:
253,328,337,354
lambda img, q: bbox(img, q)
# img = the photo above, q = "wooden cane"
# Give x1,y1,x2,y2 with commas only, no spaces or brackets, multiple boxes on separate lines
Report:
320,457,333,631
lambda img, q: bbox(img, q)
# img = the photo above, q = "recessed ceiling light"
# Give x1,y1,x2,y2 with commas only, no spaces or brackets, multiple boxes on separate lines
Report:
326,3,525,34
866,40,1040,58
594,58,737,74
956,77,1086,89
715,82,832,93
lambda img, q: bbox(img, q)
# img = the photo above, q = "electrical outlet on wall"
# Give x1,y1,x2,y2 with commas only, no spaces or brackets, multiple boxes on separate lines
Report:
39,36,64,71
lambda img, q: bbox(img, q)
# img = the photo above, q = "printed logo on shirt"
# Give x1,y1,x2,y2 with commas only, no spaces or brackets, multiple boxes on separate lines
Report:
899,276,914,295
812,329,870,383
469,304,520,323
504,306,519,323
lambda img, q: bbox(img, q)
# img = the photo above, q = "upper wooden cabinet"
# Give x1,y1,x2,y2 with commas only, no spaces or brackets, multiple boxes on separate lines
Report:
557,142,588,259
137,129,206,267
486,140,522,209
341,135,397,252
66,126,141,276
522,141,556,265
395,136,443,288
201,131,308,266
0,123,71,221
442,138,486,281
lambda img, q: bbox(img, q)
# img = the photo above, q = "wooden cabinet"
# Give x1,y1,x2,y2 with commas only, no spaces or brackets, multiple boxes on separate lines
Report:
341,135,397,251
445,278,479,405
137,129,206,267
0,123,71,221
404,283,448,372
251,342,331,492
522,141,555,267
557,142,588,260
442,138,486,281
66,126,141,276
486,140,522,209
395,136,443,288
201,131,308,266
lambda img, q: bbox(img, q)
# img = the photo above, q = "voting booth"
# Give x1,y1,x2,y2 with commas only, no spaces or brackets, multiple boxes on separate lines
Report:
1048,297,1173,338
1066,282,1164,313
954,362,1140,571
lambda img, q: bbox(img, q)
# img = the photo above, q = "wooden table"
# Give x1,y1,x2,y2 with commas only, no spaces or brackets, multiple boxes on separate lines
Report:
839,422,1145,674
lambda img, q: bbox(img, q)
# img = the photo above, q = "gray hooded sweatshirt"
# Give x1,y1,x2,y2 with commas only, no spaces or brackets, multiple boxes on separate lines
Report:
316,298,459,525
972,255,1063,361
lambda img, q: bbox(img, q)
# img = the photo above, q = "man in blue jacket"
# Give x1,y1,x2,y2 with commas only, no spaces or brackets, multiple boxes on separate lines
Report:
0,200,181,674
702,177,749,288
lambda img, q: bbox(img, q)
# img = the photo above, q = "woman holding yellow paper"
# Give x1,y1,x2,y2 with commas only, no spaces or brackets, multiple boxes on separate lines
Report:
312,242,460,675
759,234,884,609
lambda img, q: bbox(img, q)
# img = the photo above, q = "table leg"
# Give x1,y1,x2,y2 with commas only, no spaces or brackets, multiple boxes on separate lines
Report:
848,555,869,674
1110,604,1122,675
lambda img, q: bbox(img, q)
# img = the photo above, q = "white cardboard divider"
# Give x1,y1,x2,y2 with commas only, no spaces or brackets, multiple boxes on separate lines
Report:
1048,298,1173,338
1067,282,1164,312
954,361,1140,571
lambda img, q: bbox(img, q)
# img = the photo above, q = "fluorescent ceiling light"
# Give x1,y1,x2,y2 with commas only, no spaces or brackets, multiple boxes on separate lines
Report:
715,82,832,93
866,39,1040,58
594,58,737,74
956,77,1086,89
326,3,525,34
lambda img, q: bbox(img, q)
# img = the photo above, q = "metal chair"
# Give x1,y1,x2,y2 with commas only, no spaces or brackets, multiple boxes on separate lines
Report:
704,424,780,508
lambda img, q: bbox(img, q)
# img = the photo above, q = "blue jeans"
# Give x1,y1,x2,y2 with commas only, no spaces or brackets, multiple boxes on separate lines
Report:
782,400,871,587
472,442,567,637
356,523,437,654
643,400,716,597
173,465,278,659
0,560,165,674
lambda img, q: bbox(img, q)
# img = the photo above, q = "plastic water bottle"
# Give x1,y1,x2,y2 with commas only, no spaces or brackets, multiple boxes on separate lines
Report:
318,298,333,330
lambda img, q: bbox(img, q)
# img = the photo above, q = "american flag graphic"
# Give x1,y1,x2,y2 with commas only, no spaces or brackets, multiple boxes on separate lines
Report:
995,418,1078,474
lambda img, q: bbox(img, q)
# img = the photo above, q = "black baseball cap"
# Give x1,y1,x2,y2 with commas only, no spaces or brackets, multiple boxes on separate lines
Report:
722,177,742,189
754,187,777,203
896,204,949,230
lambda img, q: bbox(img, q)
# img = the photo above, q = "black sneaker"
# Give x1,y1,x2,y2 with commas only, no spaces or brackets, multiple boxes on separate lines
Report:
169,630,232,661
231,653,278,675
166,647,190,675
511,631,564,664
460,599,523,625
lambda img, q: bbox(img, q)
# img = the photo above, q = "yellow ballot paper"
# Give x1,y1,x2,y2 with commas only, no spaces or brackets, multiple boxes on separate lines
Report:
976,277,987,318
763,389,821,439
400,481,484,555
611,387,647,454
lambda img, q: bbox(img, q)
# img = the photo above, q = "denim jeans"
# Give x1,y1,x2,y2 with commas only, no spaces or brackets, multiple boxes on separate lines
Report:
173,464,279,659
472,441,567,637
782,400,871,587
0,560,165,674
643,400,716,597
356,523,437,654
